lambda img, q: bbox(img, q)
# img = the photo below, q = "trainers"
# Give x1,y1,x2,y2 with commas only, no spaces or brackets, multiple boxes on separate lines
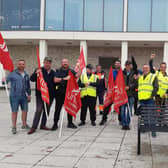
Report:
78,121,85,126
152,131,156,138
91,121,96,126
99,119,106,126
27,128,36,135
68,123,77,129
12,127,17,134
51,124,58,131
21,124,30,129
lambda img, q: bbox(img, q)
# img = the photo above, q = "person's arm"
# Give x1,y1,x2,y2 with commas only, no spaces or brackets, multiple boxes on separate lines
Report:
78,78,85,88
131,56,138,73
30,69,38,82
54,70,62,83
151,77,159,98
149,54,156,74
89,75,97,87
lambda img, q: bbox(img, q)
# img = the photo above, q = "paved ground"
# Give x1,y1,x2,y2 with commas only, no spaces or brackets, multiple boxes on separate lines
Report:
0,90,168,168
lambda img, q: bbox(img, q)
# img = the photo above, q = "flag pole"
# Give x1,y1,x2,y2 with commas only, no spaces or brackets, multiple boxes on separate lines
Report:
59,107,65,138
44,102,49,121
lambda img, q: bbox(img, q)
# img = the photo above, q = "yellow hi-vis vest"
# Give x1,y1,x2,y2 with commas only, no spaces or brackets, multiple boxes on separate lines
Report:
80,73,97,98
138,73,156,100
156,71,168,98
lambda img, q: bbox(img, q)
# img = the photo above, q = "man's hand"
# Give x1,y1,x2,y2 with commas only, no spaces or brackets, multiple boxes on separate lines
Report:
63,75,70,80
125,86,129,91
163,94,167,98
85,83,89,87
150,53,156,59
36,69,41,74
27,95,31,102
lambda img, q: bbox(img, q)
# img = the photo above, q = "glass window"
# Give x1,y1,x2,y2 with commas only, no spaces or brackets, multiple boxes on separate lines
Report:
0,0,2,29
1,0,21,30
21,0,40,30
64,0,83,31
152,0,168,32
84,0,103,31
128,0,151,32
104,0,123,31
45,0,64,30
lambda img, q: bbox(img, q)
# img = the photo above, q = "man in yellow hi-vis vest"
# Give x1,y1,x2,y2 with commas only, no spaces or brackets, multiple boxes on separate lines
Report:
78,64,97,126
138,64,158,137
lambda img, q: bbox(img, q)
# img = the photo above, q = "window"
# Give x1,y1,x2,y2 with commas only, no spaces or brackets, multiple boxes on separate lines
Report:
84,0,103,31
128,0,151,32
21,0,40,30
152,0,168,32
1,0,21,30
64,0,83,31
104,0,123,31
45,0,64,30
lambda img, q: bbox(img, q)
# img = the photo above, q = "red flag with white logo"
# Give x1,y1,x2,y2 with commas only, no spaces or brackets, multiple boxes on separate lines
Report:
104,66,114,108
75,47,86,73
113,68,128,114
0,33,14,72
36,47,50,105
64,71,81,118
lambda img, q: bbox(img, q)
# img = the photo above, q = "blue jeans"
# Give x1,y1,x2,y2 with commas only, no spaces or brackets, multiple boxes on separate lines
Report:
121,96,134,126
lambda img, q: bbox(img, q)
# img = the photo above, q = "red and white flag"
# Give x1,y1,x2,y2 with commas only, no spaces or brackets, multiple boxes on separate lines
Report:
113,68,128,114
0,33,14,72
75,47,86,73
36,47,50,105
104,66,114,108
64,71,81,118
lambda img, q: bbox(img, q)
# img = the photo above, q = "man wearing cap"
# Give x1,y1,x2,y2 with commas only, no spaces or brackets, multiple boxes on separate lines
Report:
121,60,138,130
51,58,81,130
78,64,97,126
28,57,55,134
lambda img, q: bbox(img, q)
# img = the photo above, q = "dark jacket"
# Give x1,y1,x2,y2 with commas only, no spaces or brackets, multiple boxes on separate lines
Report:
7,69,31,97
55,67,76,95
30,67,55,98
123,69,138,97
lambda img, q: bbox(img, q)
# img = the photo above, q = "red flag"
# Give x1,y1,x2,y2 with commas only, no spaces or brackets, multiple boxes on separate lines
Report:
36,47,50,105
64,71,81,118
0,33,14,72
113,68,128,114
75,47,86,72
104,66,114,108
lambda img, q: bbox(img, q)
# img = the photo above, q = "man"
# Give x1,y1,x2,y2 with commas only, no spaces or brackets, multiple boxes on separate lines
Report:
149,54,168,106
28,57,55,134
99,60,121,125
138,64,158,137
52,58,81,130
95,65,106,115
7,60,31,134
78,64,97,126
121,60,137,130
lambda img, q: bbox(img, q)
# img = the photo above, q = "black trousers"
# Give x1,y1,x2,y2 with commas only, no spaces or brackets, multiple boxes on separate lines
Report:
102,103,121,122
80,96,96,122
53,94,73,125
32,96,54,129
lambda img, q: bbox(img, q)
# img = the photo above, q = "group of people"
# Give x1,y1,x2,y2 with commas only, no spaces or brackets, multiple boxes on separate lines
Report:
6,54,168,137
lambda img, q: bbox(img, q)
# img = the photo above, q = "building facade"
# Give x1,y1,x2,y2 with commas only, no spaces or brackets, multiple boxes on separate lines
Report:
0,0,168,83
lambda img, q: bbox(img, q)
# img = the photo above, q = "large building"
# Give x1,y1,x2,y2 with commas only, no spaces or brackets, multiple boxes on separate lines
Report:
0,0,168,81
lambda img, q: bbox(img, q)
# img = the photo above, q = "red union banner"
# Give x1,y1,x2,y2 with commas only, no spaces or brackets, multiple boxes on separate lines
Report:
36,47,50,105
75,47,86,73
0,32,14,72
64,70,81,118
104,66,114,108
113,68,128,114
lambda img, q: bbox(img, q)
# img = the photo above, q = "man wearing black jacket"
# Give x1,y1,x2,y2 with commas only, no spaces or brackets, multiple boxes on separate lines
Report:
51,59,81,130
28,57,55,134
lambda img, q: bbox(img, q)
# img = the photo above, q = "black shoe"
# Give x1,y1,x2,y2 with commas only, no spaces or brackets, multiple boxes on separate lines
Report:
78,121,85,126
91,121,96,126
122,126,127,130
125,126,130,130
99,111,103,115
99,119,106,126
68,123,77,129
51,124,58,131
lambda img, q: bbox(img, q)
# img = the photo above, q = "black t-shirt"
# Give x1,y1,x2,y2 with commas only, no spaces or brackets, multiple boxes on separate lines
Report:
55,67,76,95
